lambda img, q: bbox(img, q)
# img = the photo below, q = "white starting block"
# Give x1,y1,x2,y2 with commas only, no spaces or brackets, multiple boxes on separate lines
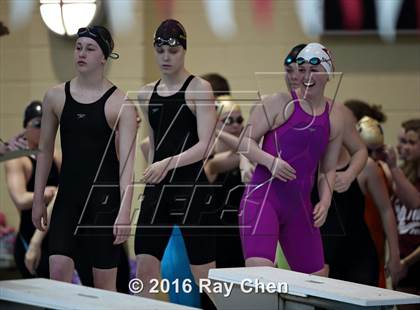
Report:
208,267,420,310
0,278,198,310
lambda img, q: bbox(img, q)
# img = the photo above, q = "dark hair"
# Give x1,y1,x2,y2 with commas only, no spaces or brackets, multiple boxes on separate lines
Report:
402,119,420,131
201,73,231,97
23,101,42,128
0,21,9,37
344,99,387,123
401,119,420,183
284,44,307,65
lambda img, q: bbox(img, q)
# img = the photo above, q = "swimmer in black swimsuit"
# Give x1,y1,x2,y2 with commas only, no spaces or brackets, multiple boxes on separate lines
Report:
32,26,137,291
135,19,217,308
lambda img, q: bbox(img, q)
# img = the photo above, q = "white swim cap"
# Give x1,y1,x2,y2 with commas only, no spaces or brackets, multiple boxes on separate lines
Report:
296,42,334,75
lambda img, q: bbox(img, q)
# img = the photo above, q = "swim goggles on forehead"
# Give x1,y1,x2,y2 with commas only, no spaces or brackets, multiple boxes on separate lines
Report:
78,27,98,36
153,37,183,47
284,56,295,65
77,27,119,59
296,57,331,66
78,27,108,45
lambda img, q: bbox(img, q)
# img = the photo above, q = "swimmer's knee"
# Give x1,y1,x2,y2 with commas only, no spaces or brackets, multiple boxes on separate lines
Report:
245,257,275,267
312,264,329,277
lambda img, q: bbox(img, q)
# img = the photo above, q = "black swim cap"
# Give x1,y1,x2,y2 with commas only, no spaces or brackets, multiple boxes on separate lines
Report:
284,44,307,65
154,19,187,50
23,101,42,128
77,25,119,59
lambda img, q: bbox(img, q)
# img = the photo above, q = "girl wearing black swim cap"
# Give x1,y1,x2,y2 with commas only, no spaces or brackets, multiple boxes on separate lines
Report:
32,25,137,291
284,44,306,91
74,26,119,74
152,19,187,75
135,19,218,309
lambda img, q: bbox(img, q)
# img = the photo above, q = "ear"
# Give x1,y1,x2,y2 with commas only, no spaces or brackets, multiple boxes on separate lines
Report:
101,56,106,64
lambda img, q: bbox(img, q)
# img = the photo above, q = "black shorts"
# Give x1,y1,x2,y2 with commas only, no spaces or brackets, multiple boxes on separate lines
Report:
215,228,244,268
323,234,379,286
135,183,216,265
49,186,121,269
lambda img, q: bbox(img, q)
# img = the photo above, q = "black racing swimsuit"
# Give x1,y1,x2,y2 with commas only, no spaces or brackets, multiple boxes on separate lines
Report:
48,81,121,269
135,75,217,265
213,167,245,268
314,165,379,286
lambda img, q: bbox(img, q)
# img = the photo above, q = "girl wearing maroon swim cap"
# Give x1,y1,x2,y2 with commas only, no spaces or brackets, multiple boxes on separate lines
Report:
135,19,218,309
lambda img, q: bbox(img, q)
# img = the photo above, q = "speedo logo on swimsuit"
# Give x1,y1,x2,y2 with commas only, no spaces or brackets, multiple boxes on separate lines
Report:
151,108,159,113
76,113,87,119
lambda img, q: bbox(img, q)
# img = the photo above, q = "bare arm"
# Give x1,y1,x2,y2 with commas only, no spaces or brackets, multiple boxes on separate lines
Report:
5,132,28,151
147,134,154,165
112,91,138,244
32,87,61,230
401,246,420,270
31,195,56,242
25,192,57,275
207,151,240,175
393,170,420,209
32,150,61,231
342,105,368,177
391,167,420,209
205,151,240,183
143,79,218,184
6,149,60,211
239,154,255,184
5,159,56,211
232,99,275,170
215,130,241,152
384,146,420,209
217,93,296,181
139,137,150,160
138,85,155,166
363,159,402,285
117,98,137,208
5,160,35,210
315,110,343,227
336,105,368,192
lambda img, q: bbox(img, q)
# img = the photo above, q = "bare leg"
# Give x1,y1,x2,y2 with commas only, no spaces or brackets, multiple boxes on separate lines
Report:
49,255,74,283
136,254,161,299
312,264,329,277
190,261,216,285
190,261,217,310
245,257,275,267
93,267,117,291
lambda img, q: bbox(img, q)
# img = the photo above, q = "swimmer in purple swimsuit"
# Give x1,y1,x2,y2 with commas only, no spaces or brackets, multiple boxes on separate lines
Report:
219,43,344,275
